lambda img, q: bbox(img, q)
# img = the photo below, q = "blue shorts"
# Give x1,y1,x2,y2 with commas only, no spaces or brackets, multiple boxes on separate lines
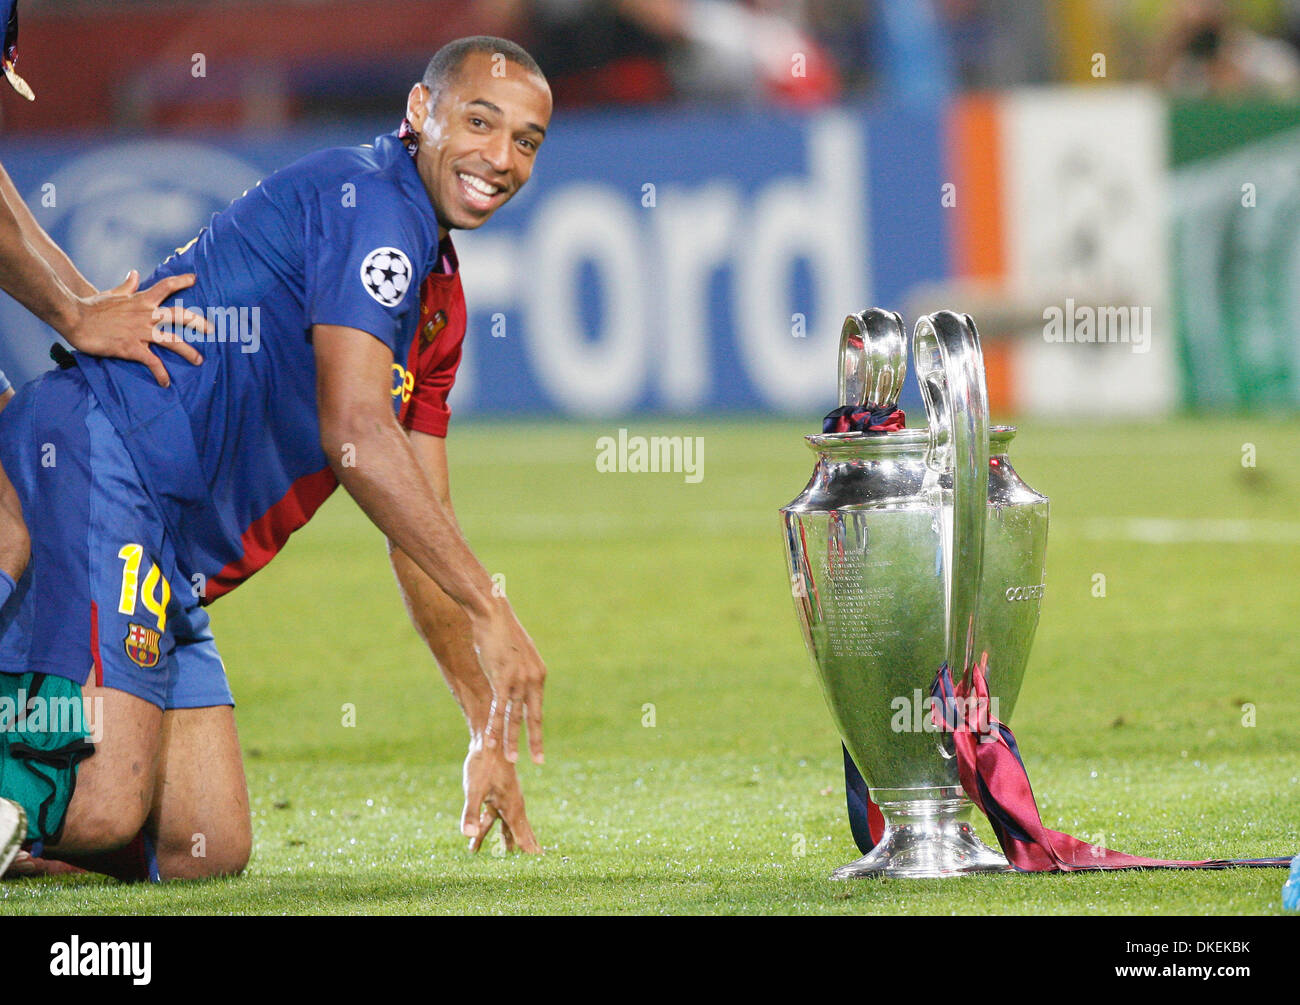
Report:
0,367,233,709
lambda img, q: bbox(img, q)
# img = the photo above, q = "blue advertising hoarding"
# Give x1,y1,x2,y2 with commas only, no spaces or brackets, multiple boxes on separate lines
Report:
0,104,948,416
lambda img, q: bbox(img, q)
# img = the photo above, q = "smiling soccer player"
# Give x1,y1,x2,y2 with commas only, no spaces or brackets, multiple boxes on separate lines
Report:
0,36,552,880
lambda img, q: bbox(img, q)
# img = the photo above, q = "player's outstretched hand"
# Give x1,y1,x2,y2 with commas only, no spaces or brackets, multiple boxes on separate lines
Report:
461,736,542,854
471,604,546,765
64,271,212,388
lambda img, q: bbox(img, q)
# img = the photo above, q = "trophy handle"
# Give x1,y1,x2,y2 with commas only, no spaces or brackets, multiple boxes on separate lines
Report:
913,311,990,675
838,308,907,408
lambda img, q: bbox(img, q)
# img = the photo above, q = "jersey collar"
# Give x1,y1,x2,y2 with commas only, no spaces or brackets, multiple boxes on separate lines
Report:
375,130,442,258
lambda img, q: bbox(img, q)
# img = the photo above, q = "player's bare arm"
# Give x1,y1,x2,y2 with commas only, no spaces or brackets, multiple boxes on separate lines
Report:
0,161,211,387
0,161,96,305
389,430,542,852
313,322,547,765
388,433,494,734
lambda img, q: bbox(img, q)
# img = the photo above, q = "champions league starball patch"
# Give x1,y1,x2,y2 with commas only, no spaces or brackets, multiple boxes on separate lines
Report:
360,247,412,307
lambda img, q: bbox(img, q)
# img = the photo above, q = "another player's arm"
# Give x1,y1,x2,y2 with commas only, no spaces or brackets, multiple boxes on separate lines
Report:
313,323,546,764
0,161,94,330
0,160,210,386
0,161,97,299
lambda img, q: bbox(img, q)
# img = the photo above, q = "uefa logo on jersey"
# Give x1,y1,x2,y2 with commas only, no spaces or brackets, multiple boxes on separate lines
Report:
361,247,413,307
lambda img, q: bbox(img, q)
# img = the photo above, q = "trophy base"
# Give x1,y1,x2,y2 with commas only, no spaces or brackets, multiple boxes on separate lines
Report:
830,788,1010,880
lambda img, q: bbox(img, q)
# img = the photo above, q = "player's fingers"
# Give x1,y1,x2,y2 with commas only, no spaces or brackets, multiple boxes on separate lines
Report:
133,344,172,388
500,799,541,854
156,304,213,338
151,317,206,365
526,681,545,765
485,694,506,752
461,775,488,839
469,804,499,853
523,670,545,763
514,822,542,855
109,269,141,296
154,337,204,367
142,272,198,304
504,696,522,764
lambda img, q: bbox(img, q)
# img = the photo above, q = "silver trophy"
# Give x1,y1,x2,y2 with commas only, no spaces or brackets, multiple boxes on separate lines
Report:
780,309,1049,879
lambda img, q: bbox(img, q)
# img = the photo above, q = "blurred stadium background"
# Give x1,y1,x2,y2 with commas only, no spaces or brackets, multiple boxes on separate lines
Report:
5,0,1300,416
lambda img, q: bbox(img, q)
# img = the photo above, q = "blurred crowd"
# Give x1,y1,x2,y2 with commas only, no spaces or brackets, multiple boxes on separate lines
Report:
8,0,1300,130
514,0,1300,105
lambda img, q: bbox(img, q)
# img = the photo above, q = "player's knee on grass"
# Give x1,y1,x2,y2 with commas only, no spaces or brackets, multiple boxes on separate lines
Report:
47,686,162,856
146,704,251,880
155,827,250,880
152,789,252,880
57,792,154,856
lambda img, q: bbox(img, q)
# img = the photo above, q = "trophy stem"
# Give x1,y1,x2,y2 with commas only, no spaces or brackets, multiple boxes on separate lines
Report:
830,787,1010,879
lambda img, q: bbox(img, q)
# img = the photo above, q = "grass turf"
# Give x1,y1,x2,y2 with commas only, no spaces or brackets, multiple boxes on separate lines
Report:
3,416,1298,915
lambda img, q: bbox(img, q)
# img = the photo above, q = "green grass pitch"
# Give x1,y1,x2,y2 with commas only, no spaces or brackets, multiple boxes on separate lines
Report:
3,416,1298,915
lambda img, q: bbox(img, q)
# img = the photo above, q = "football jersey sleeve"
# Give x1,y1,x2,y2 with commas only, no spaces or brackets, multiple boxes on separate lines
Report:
304,176,427,354
400,274,467,438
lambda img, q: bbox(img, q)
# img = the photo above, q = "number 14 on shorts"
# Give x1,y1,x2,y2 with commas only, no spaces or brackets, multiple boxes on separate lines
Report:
117,544,171,633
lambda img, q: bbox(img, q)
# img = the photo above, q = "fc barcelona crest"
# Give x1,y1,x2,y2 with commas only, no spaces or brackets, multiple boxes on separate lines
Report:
124,623,162,669
422,309,447,346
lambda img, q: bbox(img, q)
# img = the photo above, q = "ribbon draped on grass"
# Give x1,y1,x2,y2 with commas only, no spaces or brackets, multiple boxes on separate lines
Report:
925,654,1292,872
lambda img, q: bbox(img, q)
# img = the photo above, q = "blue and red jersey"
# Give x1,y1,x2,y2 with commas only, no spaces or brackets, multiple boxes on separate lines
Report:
75,131,467,603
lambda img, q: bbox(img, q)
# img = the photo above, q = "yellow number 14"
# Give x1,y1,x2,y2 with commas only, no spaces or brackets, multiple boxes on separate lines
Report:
117,544,170,633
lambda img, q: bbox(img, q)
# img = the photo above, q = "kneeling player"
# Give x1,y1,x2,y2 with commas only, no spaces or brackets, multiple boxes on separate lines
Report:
1,36,552,880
